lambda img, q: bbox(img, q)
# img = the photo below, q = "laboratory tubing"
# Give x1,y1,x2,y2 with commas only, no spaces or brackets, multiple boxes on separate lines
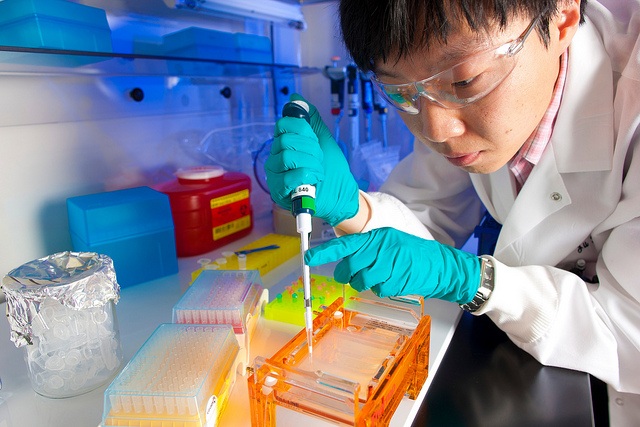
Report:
346,64,370,187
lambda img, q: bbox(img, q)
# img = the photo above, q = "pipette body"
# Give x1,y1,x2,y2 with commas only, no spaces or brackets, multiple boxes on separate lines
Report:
282,100,315,355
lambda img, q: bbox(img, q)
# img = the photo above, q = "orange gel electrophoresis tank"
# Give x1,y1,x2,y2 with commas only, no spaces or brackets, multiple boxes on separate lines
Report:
248,296,431,427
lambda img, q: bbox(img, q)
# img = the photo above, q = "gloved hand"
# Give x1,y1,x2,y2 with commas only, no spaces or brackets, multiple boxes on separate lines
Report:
265,93,360,227
305,227,481,303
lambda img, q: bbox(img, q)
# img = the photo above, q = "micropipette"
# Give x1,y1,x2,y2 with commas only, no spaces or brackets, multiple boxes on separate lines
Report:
282,99,315,355
373,90,389,148
323,56,346,143
360,71,374,143
346,64,360,152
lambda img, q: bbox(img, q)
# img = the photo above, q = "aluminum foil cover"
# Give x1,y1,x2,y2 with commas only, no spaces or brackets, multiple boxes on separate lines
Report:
1,251,120,347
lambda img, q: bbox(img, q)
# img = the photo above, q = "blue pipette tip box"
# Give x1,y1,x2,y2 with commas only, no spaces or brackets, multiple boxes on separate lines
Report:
66,186,178,287
0,0,112,52
101,323,240,427
162,27,272,64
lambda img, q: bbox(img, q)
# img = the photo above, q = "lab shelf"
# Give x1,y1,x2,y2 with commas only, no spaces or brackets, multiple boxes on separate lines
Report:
0,45,319,128
0,45,319,78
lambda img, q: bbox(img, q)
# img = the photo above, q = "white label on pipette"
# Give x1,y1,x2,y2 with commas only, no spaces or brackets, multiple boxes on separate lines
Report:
205,395,218,427
292,185,316,199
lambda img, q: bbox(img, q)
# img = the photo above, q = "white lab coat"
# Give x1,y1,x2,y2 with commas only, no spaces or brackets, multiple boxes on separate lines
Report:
360,1,640,425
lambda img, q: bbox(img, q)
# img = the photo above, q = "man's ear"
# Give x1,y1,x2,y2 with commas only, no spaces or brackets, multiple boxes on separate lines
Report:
552,0,582,53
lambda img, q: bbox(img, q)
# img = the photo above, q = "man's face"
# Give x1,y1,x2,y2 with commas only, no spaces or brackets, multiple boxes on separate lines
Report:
374,14,567,174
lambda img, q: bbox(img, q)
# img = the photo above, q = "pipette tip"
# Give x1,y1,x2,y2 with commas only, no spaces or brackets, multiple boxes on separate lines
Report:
306,327,313,356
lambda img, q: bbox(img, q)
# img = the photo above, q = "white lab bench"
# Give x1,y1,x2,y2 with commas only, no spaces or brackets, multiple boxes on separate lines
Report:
0,218,461,427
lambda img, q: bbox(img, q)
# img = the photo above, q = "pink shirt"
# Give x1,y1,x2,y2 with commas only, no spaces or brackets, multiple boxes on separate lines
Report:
509,50,568,191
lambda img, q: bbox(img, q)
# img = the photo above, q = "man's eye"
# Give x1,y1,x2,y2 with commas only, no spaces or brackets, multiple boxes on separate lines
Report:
452,77,476,88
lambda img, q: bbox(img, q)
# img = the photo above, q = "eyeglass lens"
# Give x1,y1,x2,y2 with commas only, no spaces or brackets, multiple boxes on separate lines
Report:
374,16,540,113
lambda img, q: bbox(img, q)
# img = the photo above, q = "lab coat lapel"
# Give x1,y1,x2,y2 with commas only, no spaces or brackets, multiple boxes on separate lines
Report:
471,153,571,262
469,165,515,223
493,144,570,260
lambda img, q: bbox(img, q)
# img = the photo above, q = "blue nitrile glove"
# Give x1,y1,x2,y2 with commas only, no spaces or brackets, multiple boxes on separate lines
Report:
265,93,360,227
305,227,481,303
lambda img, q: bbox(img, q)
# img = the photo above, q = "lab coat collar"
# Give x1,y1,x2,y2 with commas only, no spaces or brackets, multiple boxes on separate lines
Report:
472,18,615,257
551,15,614,174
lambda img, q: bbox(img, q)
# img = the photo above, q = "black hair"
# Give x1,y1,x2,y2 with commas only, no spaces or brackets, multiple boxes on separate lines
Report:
340,0,587,72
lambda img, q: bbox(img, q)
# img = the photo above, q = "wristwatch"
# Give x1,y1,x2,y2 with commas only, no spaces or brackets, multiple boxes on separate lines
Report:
460,257,494,313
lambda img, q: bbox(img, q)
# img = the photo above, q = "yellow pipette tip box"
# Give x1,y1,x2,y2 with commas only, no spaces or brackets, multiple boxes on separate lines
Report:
191,233,299,281
101,323,240,427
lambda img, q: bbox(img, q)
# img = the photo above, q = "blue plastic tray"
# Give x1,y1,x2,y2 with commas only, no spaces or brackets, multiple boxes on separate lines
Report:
67,187,178,287
0,0,112,52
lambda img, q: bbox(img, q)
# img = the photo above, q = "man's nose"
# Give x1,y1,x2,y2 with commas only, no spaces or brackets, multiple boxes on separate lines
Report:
418,97,465,143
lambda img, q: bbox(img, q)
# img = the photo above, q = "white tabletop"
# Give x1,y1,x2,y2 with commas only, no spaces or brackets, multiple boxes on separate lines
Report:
0,221,461,427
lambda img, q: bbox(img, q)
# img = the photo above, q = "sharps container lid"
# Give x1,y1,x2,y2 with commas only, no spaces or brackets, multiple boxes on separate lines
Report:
175,165,224,182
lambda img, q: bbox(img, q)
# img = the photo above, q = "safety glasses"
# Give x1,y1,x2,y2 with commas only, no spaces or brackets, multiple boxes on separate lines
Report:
370,15,541,113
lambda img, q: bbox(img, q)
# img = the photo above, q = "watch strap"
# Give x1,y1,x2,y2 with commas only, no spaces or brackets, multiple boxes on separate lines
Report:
460,257,494,313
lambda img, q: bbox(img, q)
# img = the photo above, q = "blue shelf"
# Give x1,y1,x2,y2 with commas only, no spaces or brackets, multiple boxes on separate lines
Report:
0,45,319,78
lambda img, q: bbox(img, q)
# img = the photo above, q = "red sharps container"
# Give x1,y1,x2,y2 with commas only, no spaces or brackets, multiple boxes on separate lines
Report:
155,166,253,257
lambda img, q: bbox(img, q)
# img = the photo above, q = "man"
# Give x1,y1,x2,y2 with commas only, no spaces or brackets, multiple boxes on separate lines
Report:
265,0,640,424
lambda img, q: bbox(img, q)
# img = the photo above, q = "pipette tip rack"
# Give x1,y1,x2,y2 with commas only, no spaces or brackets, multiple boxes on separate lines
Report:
101,323,240,427
173,270,266,335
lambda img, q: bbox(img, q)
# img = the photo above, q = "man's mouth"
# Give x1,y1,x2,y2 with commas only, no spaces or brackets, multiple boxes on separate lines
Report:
444,152,481,167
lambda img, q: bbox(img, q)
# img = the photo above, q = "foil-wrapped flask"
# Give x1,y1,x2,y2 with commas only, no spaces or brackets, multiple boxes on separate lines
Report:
2,251,123,398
